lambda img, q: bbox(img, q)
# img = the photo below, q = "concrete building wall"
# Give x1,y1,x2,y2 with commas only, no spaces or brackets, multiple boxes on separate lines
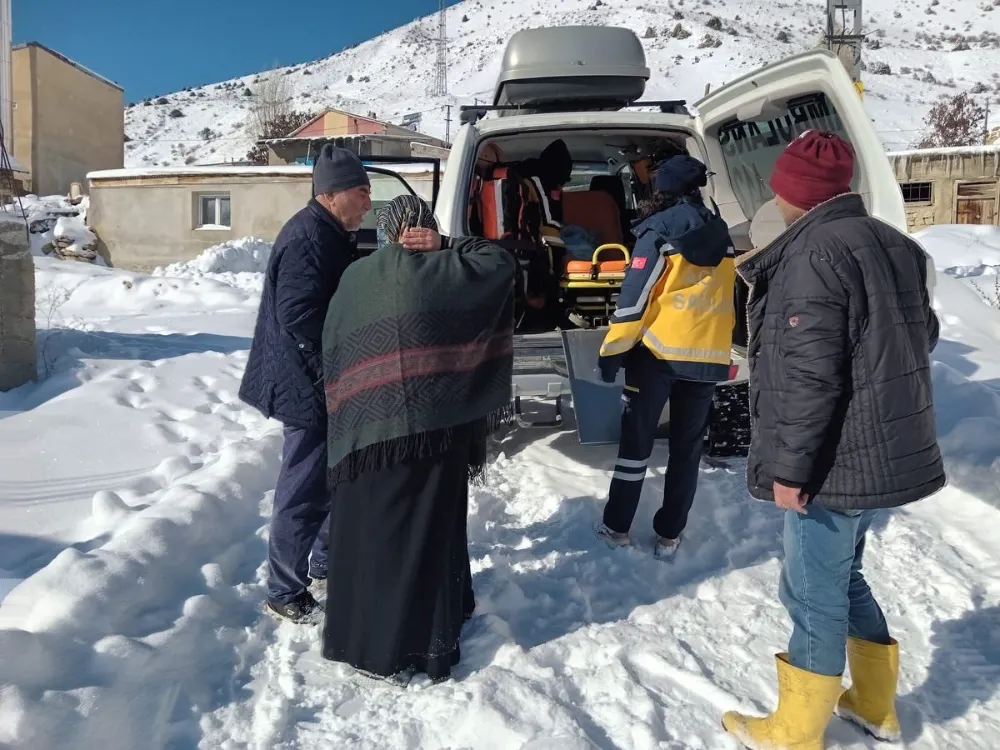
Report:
350,115,386,136
293,111,396,139
0,216,36,391
88,172,311,271
12,43,124,196
88,167,441,270
11,45,35,188
889,147,1000,231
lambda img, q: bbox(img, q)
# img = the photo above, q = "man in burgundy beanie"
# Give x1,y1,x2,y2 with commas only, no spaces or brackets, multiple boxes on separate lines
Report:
722,130,944,749
770,128,855,214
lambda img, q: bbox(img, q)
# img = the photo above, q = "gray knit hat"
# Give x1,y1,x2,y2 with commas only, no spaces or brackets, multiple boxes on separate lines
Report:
312,144,370,196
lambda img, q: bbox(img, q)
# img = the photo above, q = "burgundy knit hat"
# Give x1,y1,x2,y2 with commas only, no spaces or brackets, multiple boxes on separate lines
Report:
770,130,855,211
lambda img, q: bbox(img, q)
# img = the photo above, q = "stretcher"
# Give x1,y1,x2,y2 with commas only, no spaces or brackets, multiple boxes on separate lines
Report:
558,243,631,327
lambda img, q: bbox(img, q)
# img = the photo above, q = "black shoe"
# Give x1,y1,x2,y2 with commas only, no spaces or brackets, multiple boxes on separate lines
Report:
265,591,324,624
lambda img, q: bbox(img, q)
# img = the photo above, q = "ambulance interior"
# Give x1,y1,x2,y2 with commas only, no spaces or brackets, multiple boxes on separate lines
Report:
467,128,724,334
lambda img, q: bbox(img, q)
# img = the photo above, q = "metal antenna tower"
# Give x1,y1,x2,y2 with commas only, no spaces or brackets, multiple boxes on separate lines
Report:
432,0,448,97
826,0,864,94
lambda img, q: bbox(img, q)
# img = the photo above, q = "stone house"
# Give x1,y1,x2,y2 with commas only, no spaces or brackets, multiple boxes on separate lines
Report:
888,145,1000,231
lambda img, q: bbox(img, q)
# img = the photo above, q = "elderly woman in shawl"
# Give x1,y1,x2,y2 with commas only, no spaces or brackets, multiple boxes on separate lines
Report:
320,194,516,685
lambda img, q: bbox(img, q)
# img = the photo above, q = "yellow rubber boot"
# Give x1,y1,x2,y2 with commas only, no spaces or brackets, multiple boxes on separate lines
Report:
836,637,902,742
722,654,843,750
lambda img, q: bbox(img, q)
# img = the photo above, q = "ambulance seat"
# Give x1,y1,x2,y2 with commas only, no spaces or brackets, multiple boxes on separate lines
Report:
563,190,625,249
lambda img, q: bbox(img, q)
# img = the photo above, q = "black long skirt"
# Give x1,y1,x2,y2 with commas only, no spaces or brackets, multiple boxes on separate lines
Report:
321,446,474,682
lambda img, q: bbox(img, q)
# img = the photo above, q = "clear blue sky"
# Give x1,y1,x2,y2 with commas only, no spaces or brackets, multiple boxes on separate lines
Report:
13,0,453,103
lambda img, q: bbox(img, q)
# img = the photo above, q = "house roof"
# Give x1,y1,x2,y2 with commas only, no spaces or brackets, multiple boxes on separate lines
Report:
13,42,124,92
86,162,444,182
87,165,315,182
263,133,435,146
887,143,1000,159
286,108,388,138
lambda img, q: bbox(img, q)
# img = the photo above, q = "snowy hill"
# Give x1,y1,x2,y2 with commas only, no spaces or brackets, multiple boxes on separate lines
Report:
123,0,1000,168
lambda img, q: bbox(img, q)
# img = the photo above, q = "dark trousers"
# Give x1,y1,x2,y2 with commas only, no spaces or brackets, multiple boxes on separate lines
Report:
267,425,330,605
602,350,716,540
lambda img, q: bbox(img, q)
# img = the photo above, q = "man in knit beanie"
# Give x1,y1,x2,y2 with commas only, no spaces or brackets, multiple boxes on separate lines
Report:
770,128,855,224
239,144,372,624
722,130,944,748
311,144,371,229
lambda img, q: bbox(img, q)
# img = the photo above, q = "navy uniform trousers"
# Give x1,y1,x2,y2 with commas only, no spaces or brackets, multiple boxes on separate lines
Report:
267,425,330,605
602,347,716,540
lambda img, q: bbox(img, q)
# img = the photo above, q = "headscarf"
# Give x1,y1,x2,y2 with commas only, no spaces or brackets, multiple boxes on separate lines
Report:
375,194,438,248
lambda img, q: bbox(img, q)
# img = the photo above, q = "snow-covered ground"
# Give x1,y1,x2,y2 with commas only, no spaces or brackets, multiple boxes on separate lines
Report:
123,0,1000,168
1,226,999,748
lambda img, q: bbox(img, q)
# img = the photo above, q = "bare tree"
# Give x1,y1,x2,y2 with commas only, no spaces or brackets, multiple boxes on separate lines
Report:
915,92,989,149
246,68,294,143
245,110,315,165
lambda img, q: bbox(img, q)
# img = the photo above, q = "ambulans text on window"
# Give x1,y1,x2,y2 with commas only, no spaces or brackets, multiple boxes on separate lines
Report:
716,94,858,218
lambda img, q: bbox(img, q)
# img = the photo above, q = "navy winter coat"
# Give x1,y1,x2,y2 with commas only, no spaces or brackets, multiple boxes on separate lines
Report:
239,199,358,430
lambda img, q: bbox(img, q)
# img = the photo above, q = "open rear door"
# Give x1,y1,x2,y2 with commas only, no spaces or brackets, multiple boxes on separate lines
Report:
694,49,905,254
692,48,908,348
355,156,442,255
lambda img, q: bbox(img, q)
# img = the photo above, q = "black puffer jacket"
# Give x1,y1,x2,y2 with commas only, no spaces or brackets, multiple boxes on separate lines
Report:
736,194,945,510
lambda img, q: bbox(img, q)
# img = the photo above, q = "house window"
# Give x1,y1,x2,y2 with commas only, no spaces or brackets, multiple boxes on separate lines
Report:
197,193,231,229
900,182,932,204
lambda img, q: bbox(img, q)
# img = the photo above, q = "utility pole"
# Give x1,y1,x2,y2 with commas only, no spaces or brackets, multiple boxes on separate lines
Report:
444,104,452,144
826,0,864,97
0,0,12,153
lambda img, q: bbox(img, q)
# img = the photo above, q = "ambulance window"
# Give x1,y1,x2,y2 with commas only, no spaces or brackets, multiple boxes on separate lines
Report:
563,164,612,192
714,93,860,219
361,170,418,230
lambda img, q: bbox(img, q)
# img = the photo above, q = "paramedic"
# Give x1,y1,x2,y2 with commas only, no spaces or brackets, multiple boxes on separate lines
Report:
595,154,736,559
239,144,372,624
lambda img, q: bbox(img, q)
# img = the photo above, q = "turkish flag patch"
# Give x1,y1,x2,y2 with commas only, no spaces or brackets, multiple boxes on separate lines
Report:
631,256,647,270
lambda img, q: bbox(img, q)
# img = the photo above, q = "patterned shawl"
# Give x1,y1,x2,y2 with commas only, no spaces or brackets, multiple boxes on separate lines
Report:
322,231,517,486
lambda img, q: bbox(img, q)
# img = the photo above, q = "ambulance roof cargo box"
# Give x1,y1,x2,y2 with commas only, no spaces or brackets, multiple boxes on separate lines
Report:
492,26,651,115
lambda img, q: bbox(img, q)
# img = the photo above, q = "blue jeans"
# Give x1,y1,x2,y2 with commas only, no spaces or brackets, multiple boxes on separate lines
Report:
780,505,892,677
267,426,330,605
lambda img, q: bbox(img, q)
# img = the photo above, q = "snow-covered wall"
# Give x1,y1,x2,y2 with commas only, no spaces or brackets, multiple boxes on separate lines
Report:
0,215,36,390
